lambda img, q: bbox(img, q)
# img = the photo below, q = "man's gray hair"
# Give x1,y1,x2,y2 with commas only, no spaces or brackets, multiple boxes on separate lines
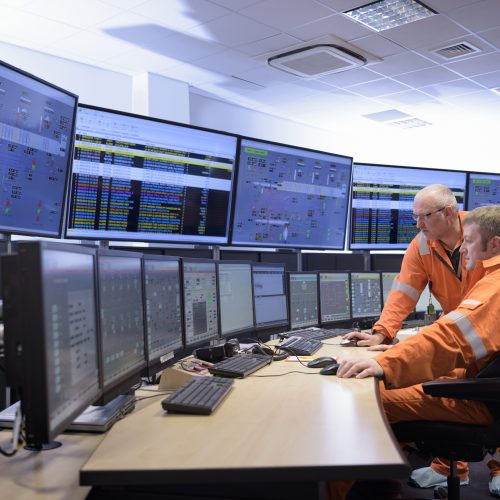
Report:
414,184,458,211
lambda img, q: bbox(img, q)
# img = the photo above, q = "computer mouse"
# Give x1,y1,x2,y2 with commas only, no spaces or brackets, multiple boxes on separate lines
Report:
319,363,340,375
307,356,337,368
340,338,358,346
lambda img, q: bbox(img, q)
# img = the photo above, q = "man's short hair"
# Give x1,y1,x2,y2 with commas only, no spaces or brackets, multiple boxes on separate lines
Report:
414,184,458,211
463,205,500,248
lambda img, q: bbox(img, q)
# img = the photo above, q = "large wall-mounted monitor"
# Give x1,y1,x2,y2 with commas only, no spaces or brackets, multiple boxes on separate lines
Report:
319,272,351,324
231,137,352,249
466,172,500,209
182,259,219,347
217,261,254,337
349,164,467,250
287,272,319,330
142,254,183,377
96,249,145,403
350,272,382,319
1,241,100,449
252,263,288,330
65,104,238,245
0,61,78,238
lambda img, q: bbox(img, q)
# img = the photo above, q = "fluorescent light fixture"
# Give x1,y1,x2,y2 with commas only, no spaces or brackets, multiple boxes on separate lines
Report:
344,0,436,32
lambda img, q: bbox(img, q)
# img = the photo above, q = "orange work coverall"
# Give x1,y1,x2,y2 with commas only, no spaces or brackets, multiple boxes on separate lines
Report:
377,254,500,479
372,212,484,342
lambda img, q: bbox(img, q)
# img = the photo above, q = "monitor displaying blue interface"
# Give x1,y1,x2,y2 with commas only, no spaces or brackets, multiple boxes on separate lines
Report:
288,272,319,329
217,261,254,337
231,138,352,249
252,263,288,329
466,172,500,209
97,250,145,396
350,164,467,250
142,255,183,367
351,272,382,319
0,61,77,237
66,104,238,244
182,259,219,346
381,272,398,305
319,272,351,323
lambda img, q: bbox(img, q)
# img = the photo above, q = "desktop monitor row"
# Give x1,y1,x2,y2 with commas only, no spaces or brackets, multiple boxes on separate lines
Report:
1,60,498,252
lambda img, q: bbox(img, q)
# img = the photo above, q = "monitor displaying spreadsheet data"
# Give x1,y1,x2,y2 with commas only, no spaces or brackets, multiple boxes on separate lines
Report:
349,163,466,250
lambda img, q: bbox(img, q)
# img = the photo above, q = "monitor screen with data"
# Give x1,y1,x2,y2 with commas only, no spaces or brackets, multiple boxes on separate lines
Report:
66,104,237,244
466,172,500,209
252,263,288,329
217,261,254,337
351,272,382,319
319,272,351,324
381,272,398,305
350,163,466,250
231,137,352,249
182,259,219,346
97,250,145,400
288,272,319,329
142,255,183,371
0,61,77,237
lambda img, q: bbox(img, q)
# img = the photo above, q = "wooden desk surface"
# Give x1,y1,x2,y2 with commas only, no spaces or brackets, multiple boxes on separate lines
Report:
81,342,409,486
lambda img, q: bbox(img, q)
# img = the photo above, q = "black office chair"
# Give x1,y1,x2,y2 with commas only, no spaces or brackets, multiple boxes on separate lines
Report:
391,357,500,500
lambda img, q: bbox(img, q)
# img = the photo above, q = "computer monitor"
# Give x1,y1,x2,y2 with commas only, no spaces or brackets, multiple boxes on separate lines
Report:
96,249,145,404
141,254,183,377
381,272,399,305
231,137,352,249
415,284,443,314
287,272,319,330
350,272,382,319
65,104,238,244
349,163,467,250
1,241,100,449
0,61,78,238
252,263,288,330
466,172,500,209
217,261,254,337
182,259,219,347
318,272,351,324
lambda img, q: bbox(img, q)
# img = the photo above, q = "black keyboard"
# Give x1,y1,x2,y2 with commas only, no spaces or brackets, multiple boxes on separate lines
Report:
288,327,351,341
277,336,322,356
161,376,234,415
208,353,272,378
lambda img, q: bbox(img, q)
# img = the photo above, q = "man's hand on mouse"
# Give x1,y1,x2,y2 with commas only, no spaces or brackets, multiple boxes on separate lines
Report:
341,331,386,347
336,358,384,379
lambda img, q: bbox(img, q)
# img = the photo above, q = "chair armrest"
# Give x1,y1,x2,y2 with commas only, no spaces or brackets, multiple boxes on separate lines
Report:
422,378,500,402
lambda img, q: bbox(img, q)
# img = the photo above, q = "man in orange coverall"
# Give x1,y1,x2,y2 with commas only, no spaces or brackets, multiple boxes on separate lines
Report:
337,205,500,498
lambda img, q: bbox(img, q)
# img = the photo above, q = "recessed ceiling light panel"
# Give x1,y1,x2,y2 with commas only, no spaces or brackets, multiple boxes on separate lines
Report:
344,0,437,32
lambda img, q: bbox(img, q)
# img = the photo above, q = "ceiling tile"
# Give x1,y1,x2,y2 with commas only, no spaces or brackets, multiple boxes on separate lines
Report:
314,0,366,11
469,70,500,89
420,78,485,98
194,49,264,75
445,52,500,77
478,27,500,49
240,0,334,31
233,64,300,86
236,33,302,57
347,78,410,97
187,13,279,46
99,0,149,7
369,52,436,77
101,47,181,74
445,0,500,33
393,66,460,88
205,0,262,11
318,66,382,86
350,34,406,58
424,0,484,13
379,90,441,106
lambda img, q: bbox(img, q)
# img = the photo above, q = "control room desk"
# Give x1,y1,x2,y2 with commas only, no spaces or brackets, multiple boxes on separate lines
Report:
80,342,410,492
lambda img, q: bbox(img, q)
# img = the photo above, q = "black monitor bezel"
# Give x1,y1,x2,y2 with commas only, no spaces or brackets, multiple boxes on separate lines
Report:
348,162,467,250
181,257,220,348
286,271,319,330
465,170,500,210
0,60,78,239
64,103,238,245
251,261,289,331
350,271,383,320
318,271,352,326
141,253,184,378
3,241,101,446
229,135,353,250
95,248,146,405
216,260,255,338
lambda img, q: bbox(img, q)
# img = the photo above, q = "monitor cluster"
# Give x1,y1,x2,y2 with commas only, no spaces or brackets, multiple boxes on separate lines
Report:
2,60,497,253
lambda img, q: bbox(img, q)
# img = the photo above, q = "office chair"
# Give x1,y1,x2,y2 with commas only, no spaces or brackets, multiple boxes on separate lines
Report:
391,357,500,500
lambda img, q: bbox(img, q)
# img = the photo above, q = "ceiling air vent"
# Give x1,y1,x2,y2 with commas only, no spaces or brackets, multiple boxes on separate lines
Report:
268,44,366,78
433,41,481,60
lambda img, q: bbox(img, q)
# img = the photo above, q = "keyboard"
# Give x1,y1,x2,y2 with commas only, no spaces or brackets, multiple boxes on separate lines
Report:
287,327,351,341
277,336,322,356
161,376,234,415
208,353,272,378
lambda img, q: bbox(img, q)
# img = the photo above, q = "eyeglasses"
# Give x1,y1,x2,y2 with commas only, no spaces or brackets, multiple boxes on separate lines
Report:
411,206,446,222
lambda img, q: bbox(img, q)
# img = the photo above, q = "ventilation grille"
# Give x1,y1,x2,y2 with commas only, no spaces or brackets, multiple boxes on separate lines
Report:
433,42,481,60
388,117,432,129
